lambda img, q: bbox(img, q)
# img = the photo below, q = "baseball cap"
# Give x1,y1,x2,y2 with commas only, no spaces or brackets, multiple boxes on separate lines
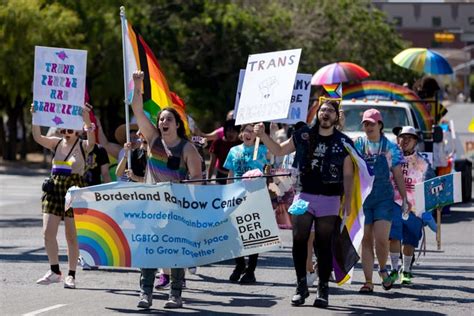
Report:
398,126,418,139
361,108,383,124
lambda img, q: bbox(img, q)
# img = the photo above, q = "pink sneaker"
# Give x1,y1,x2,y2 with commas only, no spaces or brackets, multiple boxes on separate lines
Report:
154,273,170,290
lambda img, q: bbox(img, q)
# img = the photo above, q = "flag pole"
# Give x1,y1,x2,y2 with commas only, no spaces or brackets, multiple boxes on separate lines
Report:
120,6,132,169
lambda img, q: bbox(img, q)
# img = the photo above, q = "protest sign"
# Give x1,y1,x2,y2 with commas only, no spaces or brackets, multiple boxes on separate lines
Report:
33,46,87,130
234,69,311,124
414,172,462,212
69,179,281,268
235,49,301,125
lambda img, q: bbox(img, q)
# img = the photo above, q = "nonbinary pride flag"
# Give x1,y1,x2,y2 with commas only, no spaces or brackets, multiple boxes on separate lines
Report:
123,19,189,133
333,140,374,285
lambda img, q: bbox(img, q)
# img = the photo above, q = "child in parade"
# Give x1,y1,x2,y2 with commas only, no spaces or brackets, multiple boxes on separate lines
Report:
131,71,203,309
388,126,436,285
255,100,355,308
32,104,95,289
354,109,410,293
224,123,269,284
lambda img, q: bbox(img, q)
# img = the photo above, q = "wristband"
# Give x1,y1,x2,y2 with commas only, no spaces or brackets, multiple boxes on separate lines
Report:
84,123,96,132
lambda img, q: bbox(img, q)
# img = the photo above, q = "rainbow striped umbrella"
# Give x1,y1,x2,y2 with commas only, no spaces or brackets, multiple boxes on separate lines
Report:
311,62,370,85
393,48,453,75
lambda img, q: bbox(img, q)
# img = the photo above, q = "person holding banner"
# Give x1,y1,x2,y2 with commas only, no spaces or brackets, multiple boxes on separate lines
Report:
224,123,269,284
255,100,355,308
31,104,95,289
388,126,436,285
131,71,203,309
354,109,409,293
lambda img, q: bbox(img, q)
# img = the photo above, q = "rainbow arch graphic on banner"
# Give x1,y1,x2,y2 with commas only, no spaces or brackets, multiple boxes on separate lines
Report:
74,208,131,267
343,81,433,131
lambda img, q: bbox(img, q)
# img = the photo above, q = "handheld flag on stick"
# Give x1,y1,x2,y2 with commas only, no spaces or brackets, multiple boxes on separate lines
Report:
120,7,189,135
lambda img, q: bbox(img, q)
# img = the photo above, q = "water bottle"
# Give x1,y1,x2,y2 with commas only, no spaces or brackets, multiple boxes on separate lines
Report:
402,198,409,220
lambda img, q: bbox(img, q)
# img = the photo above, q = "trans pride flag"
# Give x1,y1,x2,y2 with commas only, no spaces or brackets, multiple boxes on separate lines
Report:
333,140,374,285
122,16,189,134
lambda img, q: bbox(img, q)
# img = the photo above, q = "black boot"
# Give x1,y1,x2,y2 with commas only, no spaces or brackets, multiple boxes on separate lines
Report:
313,282,329,308
291,278,309,306
239,270,256,284
229,265,245,282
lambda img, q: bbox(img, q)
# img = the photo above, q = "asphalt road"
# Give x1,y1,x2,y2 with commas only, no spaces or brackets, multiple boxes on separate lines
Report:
0,166,473,316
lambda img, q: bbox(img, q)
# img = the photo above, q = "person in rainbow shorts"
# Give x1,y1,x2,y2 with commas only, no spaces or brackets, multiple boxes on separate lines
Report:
130,71,203,310
388,126,436,285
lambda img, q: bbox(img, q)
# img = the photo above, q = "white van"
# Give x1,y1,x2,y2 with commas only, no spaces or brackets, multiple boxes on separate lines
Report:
340,99,424,148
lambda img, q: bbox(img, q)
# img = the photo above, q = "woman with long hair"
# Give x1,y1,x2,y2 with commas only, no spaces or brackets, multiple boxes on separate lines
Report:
130,71,202,310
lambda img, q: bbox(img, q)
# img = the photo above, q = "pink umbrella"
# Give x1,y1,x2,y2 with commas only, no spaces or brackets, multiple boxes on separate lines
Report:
311,62,370,85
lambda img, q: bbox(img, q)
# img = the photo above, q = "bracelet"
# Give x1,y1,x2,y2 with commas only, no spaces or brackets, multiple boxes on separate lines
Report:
84,123,96,132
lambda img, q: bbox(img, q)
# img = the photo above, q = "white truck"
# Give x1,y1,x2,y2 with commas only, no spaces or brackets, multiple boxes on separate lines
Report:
341,99,425,149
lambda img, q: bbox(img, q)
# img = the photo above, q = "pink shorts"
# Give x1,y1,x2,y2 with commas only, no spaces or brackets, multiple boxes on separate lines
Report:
295,192,341,218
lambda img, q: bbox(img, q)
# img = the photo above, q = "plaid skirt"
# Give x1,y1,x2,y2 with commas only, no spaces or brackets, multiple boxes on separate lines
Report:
41,173,85,219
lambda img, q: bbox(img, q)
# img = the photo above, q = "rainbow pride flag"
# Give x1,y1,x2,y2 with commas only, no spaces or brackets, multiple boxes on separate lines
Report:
333,140,374,285
343,80,447,130
123,18,189,133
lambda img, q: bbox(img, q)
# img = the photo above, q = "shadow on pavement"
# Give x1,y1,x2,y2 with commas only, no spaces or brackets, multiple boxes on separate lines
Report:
347,281,474,305
0,252,66,263
441,209,474,224
0,217,42,228
105,306,246,315
329,304,447,315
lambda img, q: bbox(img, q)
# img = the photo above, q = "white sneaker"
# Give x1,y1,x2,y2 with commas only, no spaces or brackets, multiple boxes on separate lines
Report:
188,267,197,275
64,275,76,289
306,271,317,287
36,270,62,285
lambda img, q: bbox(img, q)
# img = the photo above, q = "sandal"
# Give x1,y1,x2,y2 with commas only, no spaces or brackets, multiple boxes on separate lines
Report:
359,282,374,294
379,269,393,291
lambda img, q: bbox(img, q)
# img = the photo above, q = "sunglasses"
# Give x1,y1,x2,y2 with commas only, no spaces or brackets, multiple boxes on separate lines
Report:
59,129,75,134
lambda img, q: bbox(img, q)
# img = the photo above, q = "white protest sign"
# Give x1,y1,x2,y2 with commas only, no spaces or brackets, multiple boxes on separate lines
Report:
69,179,281,268
235,49,302,125
234,69,311,124
414,172,462,213
33,46,87,130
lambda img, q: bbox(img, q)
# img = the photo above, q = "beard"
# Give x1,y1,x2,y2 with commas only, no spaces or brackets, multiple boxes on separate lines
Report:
318,116,337,129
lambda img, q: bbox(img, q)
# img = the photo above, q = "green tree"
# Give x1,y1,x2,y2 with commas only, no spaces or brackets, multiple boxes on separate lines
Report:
0,0,83,160
0,0,419,160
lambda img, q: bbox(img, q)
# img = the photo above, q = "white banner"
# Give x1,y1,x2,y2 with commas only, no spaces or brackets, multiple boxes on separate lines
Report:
33,46,87,130
234,69,311,124
235,49,302,125
69,179,281,268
